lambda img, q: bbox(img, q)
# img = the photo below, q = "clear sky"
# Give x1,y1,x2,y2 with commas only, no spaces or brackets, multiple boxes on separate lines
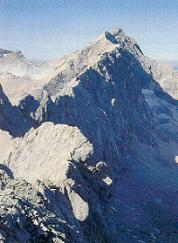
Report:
0,0,177,61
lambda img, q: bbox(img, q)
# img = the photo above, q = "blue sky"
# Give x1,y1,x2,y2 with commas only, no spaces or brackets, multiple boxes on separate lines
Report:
0,0,177,61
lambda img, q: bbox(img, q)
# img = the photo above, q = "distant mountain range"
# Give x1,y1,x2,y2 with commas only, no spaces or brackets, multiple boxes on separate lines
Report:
164,60,178,70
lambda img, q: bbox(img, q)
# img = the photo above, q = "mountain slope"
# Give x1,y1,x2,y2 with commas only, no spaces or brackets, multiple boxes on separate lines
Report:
0,28,177,243
0,84,32,136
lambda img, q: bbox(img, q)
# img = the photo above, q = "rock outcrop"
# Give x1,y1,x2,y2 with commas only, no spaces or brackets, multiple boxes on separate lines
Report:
6,122,93,185
0,171,88,243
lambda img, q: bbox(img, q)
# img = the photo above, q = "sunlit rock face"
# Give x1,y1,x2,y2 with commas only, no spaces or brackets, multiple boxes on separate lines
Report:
0,28,177,243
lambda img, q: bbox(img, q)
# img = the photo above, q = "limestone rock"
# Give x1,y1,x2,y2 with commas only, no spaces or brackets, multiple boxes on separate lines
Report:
6,122,93,185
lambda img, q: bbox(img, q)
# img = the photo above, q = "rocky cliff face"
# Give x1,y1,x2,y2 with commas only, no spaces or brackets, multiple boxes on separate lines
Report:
0,28,178,243
0,84,32,136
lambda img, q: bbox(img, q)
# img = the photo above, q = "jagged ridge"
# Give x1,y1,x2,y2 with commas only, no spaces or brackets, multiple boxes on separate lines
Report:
0,28,177,243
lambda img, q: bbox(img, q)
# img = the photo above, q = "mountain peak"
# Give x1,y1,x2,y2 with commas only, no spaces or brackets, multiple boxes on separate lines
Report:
108,27,125,37
0,48,24,58
104,27,137,47
0,25,178,243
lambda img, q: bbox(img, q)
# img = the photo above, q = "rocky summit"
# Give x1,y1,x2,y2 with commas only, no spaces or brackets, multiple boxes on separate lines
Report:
0,28,178,243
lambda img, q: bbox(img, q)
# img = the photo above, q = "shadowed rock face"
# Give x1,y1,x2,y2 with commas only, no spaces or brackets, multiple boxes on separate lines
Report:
0,84,33,137
0,28,178,243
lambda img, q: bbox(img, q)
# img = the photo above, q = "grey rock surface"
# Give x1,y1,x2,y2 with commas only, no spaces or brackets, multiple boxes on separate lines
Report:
0,170,87,243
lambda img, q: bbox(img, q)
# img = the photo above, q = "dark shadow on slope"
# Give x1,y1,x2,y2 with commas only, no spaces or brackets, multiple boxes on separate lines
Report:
0,163,14,179
41,184,85,242
64,159,114,243
0,84,35,137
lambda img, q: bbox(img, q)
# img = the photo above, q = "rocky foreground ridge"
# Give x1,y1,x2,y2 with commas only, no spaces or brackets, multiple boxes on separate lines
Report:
0,28,178,243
